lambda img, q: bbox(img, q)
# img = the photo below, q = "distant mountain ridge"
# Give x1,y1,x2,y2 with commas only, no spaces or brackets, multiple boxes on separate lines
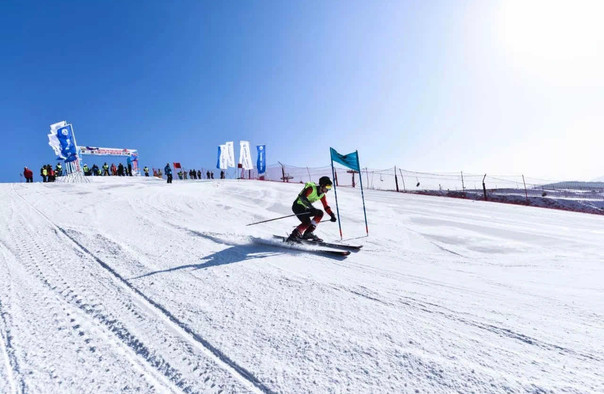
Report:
543,181,604,189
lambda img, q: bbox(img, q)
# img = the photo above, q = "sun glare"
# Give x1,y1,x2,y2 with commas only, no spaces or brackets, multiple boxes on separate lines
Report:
498,0,604,85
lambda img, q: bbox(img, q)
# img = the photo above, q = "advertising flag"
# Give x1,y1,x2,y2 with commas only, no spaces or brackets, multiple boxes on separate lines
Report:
216,146,222,169
256,145,266,174
239,141,253,170
330,148,360,172
48,122,79,162
218,145,228,169
226,141,235,168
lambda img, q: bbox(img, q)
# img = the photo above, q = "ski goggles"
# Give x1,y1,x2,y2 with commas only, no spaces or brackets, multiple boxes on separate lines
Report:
324,184,332,190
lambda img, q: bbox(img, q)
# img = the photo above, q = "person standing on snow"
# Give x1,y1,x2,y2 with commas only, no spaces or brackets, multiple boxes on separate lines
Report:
286,176,337,243
23,167,33,182
164,163,173,184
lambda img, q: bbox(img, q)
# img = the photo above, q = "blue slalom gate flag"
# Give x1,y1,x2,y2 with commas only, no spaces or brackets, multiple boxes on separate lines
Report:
256,145,266,174
329,147,368,238
330,148,360,172
56,125,78,162
216,146,222,169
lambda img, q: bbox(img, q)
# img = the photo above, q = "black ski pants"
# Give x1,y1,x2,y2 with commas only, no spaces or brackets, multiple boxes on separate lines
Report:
292,201,323,226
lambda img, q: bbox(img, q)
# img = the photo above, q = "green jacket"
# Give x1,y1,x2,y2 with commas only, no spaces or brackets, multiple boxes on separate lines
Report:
296,182,324,208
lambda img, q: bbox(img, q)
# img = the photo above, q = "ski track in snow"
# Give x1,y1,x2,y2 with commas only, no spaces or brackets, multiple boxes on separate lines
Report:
0,178,602,393
2,184,260,393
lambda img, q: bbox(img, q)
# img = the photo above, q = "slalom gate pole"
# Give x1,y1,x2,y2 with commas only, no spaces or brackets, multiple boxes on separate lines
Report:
331,159,343,239
356,151,369,236
246,212,310,226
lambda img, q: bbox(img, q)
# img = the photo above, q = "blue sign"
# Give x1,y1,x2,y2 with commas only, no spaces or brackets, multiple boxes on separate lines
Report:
257,145,266,174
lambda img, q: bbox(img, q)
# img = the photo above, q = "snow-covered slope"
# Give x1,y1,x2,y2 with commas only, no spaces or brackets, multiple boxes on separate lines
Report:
0,177,602,393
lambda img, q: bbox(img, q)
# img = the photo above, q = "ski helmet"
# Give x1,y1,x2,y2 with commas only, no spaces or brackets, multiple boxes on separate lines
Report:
319,176,333,188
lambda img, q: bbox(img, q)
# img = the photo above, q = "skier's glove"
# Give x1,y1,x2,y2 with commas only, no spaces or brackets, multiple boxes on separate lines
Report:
329,213,337,222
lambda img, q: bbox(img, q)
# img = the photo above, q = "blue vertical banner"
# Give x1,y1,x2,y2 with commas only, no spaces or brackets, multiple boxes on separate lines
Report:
256,145,266,174
216,146,222,169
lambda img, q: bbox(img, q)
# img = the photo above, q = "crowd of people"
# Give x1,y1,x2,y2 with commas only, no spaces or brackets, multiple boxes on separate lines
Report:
153,166,223,182
22,164,64,182
83,162,133,176
22,162,225,183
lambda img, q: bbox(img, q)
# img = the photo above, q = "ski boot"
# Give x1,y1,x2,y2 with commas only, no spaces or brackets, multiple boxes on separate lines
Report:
286,229,302,243
302,225,323,242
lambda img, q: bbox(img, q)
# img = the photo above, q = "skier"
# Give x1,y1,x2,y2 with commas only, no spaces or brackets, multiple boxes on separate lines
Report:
286,176,337,243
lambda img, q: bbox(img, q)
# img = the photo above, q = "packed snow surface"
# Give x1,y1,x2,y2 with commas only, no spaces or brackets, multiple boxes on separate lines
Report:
0,177,602,393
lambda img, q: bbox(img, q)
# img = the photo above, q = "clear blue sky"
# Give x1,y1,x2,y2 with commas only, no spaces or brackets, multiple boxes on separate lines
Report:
2,0,602,183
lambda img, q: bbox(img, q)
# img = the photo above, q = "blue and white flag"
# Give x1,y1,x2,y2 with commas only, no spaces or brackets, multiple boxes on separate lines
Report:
239,141,253,170
217,144,228,169
226,141,235,168
48,122,78,162
256,145,266,174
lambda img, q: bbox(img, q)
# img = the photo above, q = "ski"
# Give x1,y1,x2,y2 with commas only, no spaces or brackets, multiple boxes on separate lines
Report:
252,237,351,257
273,235,362,251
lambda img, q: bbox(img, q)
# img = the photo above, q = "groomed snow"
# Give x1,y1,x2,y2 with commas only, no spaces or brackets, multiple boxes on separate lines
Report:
0,176,602,393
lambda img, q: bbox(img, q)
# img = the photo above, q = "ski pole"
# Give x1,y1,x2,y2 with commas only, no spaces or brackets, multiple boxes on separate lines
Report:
246,212,310,226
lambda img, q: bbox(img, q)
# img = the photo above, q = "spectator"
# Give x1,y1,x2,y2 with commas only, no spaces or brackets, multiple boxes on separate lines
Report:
118,163,124,176
197,170,201,179
48,165,55,182
102,162,109,176
41,166,47,182
126,156,133,176
55,163,63,177
111,163,117,175
164,163,172,184
23,167,33,182
144,166,149,177
220,170,225,179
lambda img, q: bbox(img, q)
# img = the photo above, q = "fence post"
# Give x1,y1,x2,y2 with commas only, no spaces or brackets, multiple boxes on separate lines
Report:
399,168,406,192
522,175,528,203
482,174,488,201
461,171,465,191
394,166,399,192
279,161,286,182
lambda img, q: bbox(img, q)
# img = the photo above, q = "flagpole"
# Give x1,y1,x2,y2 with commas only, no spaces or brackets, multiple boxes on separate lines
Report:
356,150,369,236
331,158,343,240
